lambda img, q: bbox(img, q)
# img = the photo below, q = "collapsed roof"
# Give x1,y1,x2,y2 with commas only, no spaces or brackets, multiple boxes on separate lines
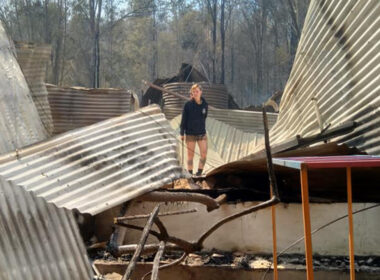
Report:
0,105,186,215
206,0,380,202
1,0,380,277
265,0,380,155
0,23,93,279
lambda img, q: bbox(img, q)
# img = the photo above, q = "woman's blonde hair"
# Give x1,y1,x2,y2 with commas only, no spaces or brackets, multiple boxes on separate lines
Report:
190,83,202,99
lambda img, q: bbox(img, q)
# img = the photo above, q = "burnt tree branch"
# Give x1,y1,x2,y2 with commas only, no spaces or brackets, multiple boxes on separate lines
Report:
122,205,160,280
151,241,166,280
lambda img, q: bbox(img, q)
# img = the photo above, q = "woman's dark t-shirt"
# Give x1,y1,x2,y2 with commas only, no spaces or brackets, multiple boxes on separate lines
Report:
180,98,208,136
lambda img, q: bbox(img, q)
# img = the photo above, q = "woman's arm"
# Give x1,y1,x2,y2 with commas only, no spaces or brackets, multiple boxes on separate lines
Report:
180,104,188,136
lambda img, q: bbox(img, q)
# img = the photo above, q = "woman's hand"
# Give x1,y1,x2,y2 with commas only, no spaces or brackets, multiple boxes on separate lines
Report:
180,135,185,141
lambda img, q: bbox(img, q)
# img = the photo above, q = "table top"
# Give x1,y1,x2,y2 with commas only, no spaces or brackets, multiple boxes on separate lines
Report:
272,155,380,169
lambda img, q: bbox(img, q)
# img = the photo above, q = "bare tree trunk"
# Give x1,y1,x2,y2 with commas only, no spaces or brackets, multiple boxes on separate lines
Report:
230,28,234,84
59,0,68,85
151,1,158,81
109,0,114,85
255,1,267,102
13,0,23,39
212,0,216,83
89,0,102,88
273,19,280,90
89,0,96,87
25,0,33,41
52,0,64,85
95,0,102,87
282,0,302,67
220,0,225,84
206,0,217,83
44,0,50,43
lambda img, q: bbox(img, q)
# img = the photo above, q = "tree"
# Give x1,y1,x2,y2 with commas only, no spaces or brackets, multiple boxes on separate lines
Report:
205,0,217,83
0,0,310,107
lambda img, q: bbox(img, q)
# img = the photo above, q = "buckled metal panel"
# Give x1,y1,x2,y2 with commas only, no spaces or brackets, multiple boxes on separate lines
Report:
268,0,380,155
164,107,277,134
0,23,93,279
0,105,185,215
47,84,133,135
171,115,264,172
0,178,93,280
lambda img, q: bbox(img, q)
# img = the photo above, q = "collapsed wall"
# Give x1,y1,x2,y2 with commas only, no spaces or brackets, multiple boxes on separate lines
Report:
47,84,135,135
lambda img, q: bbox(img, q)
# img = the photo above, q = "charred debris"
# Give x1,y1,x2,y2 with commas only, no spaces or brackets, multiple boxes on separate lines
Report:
1,1,380,278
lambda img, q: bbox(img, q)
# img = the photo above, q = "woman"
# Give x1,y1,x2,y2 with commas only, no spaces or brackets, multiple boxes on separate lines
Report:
180,83,208,176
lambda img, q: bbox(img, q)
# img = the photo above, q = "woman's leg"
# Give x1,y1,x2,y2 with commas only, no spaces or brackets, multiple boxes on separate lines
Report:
186,137,196,173
197,137,208,172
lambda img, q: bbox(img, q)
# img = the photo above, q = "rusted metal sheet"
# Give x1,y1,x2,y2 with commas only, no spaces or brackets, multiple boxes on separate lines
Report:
267,0,380,155
47,83,135,135
164,107,277,134
0,105,185,215
0,23,93,279
15,42,54,135
163,82,229,109
171,115,264,172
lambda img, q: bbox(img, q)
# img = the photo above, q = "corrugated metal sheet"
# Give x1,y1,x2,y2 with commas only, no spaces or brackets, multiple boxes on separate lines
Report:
0,23,93,279
267,0,380,155
0,26,47,150
0,178,93,280
0,105,185,215
15,42,54,135
47,83,134,135
170,115,264,172
164,107,277,134
163,82,229,109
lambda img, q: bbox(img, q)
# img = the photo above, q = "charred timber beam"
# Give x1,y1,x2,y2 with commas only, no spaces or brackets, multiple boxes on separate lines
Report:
242,121,357,160
114,222,195,253
138,191,220,212
116,198,279,253
154,217,169,239
117,243,181,255
197,196,279,247
263,106,280,198
297,121,356,147
114,209,197,223
141,252,188,280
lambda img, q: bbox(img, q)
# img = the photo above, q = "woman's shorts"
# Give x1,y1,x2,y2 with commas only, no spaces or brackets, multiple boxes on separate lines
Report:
185,134,207,142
